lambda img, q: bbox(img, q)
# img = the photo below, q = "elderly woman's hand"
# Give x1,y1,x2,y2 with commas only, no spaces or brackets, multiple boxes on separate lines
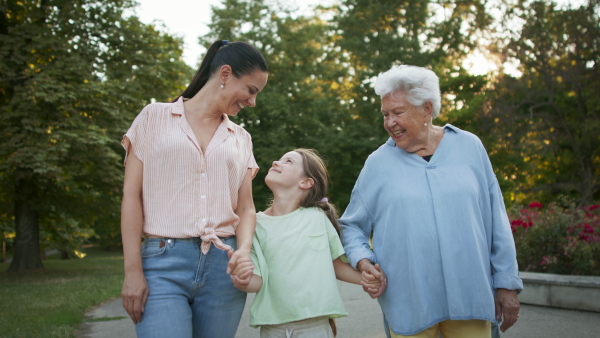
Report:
358,259,387,298
495,288,520,332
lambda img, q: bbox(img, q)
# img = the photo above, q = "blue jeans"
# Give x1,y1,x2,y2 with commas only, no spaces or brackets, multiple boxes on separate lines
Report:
135,237,246,338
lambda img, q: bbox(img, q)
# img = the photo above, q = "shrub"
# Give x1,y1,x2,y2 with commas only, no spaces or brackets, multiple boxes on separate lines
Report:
509,198,600,276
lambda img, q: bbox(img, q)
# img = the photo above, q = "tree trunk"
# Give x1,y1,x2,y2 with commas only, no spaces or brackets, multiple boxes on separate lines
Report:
7,199,44,272
578,155,596,206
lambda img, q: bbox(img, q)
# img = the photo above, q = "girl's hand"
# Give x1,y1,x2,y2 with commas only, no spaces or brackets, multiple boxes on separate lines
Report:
226,247,250,274
228,251,255,289
360,263,387,298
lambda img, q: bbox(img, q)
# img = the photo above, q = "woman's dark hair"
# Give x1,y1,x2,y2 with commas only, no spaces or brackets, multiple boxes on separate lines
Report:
176,40,268,100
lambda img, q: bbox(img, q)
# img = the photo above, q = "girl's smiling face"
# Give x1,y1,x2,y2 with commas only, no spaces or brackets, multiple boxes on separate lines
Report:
265,151,307,189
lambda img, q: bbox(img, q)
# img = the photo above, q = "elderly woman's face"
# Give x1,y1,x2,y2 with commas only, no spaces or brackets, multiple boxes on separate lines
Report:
381,92,430,152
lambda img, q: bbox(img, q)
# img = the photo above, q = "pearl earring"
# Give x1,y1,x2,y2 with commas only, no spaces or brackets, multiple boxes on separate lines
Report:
220,83,224,88
424,122,428,126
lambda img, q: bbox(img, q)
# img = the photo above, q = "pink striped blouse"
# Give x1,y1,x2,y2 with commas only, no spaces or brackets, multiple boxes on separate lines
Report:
122,97,258,254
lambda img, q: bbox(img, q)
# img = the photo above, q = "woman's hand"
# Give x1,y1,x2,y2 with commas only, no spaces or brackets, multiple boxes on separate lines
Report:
358,259,387,298
120,150,147,324
228,250,262,292
121,270,149,324
495,288,520,332
228,251,254,288
226,247,251,274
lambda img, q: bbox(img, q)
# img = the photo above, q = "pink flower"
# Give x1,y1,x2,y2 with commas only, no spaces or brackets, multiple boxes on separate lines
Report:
540,255,558,267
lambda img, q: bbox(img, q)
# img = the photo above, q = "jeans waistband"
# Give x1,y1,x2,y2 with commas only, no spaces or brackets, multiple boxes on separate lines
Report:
143,236,233,243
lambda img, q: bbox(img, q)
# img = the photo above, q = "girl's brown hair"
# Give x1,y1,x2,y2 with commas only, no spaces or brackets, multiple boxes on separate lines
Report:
294,148,339,337
294,148,340,235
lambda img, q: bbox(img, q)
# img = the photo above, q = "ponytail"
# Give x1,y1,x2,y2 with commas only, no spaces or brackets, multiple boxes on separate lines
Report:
175,40,268,101
315,198,341,236
175,40,226,101
294,149,342,235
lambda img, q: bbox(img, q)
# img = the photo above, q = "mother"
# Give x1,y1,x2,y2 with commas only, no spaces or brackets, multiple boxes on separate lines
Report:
340,65,522,338
120,40,268,337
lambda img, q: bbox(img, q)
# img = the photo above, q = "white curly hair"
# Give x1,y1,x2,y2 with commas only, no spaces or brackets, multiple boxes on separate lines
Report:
373,65,442,118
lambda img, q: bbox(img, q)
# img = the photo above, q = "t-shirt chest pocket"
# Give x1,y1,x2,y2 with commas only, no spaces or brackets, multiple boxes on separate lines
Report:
306,232,328,252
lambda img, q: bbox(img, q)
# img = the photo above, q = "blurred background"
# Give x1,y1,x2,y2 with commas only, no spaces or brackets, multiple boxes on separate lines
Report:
1,0,598,274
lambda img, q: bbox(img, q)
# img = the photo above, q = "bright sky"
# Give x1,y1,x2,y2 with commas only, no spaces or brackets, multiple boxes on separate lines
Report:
135,0,586,72
134,0,332,67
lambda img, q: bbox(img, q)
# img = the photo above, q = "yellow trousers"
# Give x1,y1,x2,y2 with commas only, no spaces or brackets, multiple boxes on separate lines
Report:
390,319,491,338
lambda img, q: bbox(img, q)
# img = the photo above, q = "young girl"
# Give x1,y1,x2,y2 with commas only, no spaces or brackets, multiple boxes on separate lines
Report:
230,148,386,337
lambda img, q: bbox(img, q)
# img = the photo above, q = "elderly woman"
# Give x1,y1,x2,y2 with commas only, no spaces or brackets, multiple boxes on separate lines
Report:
339,65,522,338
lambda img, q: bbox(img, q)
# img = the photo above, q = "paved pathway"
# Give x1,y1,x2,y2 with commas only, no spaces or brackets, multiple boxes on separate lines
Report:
78,283,600,337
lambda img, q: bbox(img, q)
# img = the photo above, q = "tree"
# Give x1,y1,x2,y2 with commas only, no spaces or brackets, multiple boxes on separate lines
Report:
201,0,359,210
488,0,600,205
0,0,191,271
197,0,498,210
333,0,493,199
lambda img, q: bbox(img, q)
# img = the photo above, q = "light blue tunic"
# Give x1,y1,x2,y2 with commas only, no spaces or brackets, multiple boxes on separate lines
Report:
339,124,523,335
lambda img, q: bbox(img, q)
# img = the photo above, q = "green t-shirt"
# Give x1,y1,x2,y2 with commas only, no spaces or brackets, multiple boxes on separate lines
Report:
249,207,348,327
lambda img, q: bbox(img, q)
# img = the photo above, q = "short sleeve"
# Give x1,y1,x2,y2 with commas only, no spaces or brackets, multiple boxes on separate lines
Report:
250,235,265,278
121,107,150,164
244,132,259,178
324,215,345,261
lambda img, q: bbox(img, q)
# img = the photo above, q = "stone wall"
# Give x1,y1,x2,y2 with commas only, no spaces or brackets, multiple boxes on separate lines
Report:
518,272,600,312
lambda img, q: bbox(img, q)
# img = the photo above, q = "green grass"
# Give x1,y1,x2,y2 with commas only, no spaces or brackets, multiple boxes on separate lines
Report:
0,246,123,338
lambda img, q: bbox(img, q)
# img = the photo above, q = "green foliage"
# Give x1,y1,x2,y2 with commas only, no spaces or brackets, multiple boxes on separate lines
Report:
0,0,597,264
510,198,600,276
200,0,366,210
0,247,123,337
487,0,600,205
334,0,494,206
0,0,192,269
41,212,95,259
200,0,495,211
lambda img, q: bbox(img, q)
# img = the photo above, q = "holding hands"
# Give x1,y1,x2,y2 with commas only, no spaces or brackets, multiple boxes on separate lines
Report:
358,259,387,298
228,250,262,293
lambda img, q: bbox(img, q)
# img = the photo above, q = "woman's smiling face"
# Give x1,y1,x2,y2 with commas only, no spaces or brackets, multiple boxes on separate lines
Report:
222,69,268,116
381,91,431,152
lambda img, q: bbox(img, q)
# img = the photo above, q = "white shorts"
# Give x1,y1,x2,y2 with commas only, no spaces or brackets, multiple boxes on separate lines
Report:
260,316,334,338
